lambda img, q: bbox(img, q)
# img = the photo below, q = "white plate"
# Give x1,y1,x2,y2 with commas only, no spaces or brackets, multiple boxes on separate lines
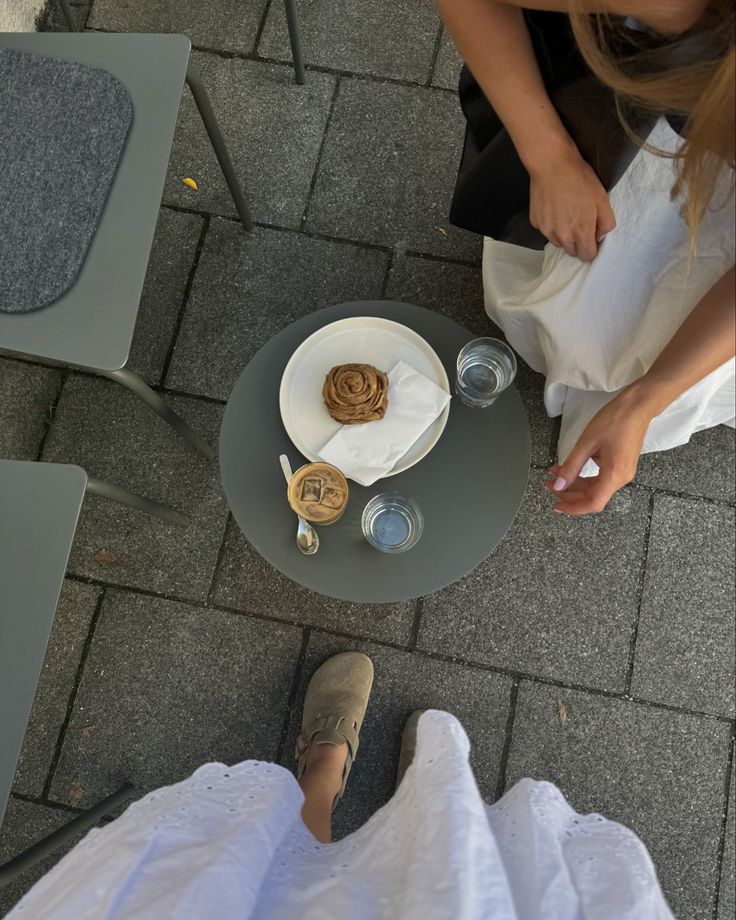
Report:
279,317,451,479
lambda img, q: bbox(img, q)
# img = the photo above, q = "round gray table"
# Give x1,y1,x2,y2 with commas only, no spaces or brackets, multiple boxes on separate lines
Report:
219,301,530,603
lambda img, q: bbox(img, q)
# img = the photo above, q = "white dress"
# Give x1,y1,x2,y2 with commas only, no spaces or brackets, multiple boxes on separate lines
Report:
482,118,735,474
9,711,673,920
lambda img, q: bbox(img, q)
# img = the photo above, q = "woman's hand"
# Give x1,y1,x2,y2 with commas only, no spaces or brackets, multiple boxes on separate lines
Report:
544,388,653,515
528,145,617,262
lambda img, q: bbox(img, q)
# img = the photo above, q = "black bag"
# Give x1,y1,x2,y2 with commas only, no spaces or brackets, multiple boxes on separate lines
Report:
450,12,656,247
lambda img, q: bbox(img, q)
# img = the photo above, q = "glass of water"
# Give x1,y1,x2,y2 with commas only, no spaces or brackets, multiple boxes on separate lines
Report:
362,493,424,554
455,337,517,408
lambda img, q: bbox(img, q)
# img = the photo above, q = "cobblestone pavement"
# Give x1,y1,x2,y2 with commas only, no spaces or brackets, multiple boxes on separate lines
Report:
1,2,734,916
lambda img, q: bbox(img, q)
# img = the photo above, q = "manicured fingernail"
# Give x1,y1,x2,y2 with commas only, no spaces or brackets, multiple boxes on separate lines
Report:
552,476,567,492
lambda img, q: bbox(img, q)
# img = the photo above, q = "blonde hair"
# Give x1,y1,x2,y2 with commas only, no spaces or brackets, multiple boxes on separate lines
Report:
569,1,735,238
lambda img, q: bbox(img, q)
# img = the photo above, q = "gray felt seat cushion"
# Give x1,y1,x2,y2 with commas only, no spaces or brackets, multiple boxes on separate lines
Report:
0,47,133,314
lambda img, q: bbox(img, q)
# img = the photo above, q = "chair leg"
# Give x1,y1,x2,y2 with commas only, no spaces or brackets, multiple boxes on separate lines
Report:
86,477,190,525
57,0,80,31
0,783,134,887
103,368,215,461
283,0,306,84
185,66,253,232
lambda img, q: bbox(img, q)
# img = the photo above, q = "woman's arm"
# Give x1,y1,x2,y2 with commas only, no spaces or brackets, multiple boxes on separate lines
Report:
438,0,616,260
437,0,707,258
626,267,736,414
548,265,736,514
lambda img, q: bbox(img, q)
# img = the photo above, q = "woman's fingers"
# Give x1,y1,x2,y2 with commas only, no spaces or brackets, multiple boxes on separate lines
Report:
543,228,563,250
595,200,617,242
550,439,597,495
553,482,613,515
549,466,622,515
573,226,597,263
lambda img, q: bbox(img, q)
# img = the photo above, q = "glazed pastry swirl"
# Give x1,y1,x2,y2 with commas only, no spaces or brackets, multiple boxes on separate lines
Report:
323,363,388,424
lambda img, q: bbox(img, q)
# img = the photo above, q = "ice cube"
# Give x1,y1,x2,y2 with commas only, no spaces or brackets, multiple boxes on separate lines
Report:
320,487,344,510
301,478,322,503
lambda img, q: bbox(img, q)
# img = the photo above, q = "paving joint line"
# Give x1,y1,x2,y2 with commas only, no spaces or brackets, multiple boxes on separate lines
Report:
64,574,413,647
205,513,235,604
61,576,734,726
417,648,736,724
275,628,311,764
84,25,459,97
160,204,484,268
406,598,424,652
493,680,521,802
379,252,394,299
183,39,460,97
711,737,735,920
35,369,68,462
9,791,86,817
41,587,107,800
494,681,519,800
629,479,735,509
153,385,227,408
159,214,211,385
425,22,445,88
624,490,655,695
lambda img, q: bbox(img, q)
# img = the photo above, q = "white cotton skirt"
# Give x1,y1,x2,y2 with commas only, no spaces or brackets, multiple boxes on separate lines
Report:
482,118,735,474
10,711,673,920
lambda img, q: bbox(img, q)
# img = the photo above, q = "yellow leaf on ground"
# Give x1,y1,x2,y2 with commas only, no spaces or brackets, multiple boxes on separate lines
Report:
182,177,198,190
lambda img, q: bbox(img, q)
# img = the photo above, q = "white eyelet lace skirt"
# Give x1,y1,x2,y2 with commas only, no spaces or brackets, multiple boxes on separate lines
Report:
482,118,735,476
9,711,673,919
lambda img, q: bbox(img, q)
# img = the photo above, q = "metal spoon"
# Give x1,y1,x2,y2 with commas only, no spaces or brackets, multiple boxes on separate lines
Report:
279,454,319,556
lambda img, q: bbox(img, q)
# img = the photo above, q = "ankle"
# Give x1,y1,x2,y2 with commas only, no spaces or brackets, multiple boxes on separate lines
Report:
303,741,348,777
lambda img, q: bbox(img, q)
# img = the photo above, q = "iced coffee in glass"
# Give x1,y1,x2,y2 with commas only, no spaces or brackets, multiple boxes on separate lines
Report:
287,462,349,525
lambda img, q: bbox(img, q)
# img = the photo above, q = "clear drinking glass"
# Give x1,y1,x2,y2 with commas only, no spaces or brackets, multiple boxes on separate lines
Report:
362,493,424,554
455,337,517,408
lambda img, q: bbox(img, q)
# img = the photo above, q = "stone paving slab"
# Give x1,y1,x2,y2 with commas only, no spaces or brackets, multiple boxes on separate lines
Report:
50,590,303,807
418,472,650,690
506,681,733,920
0,799,87,917
89,0,266,55
0,358,61,460
432,28,462,90
211,520,416,645
386,253,485,331
281,632,512,838
41,374,228,602
636,425,736,504
165,219,388,401
631,495,735,717
718,765,735,920
163,53,335,227
127,208,204,385
385,253,555,465
306,78,478,259
13,580,101,797
259,0,440,83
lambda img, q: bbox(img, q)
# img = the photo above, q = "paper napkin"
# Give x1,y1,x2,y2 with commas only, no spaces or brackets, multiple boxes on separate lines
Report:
319,360,451,486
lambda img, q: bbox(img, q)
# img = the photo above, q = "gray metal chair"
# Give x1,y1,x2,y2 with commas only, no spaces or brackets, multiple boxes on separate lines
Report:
0,32,252,461
57,0,306,84
0,459,187,884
